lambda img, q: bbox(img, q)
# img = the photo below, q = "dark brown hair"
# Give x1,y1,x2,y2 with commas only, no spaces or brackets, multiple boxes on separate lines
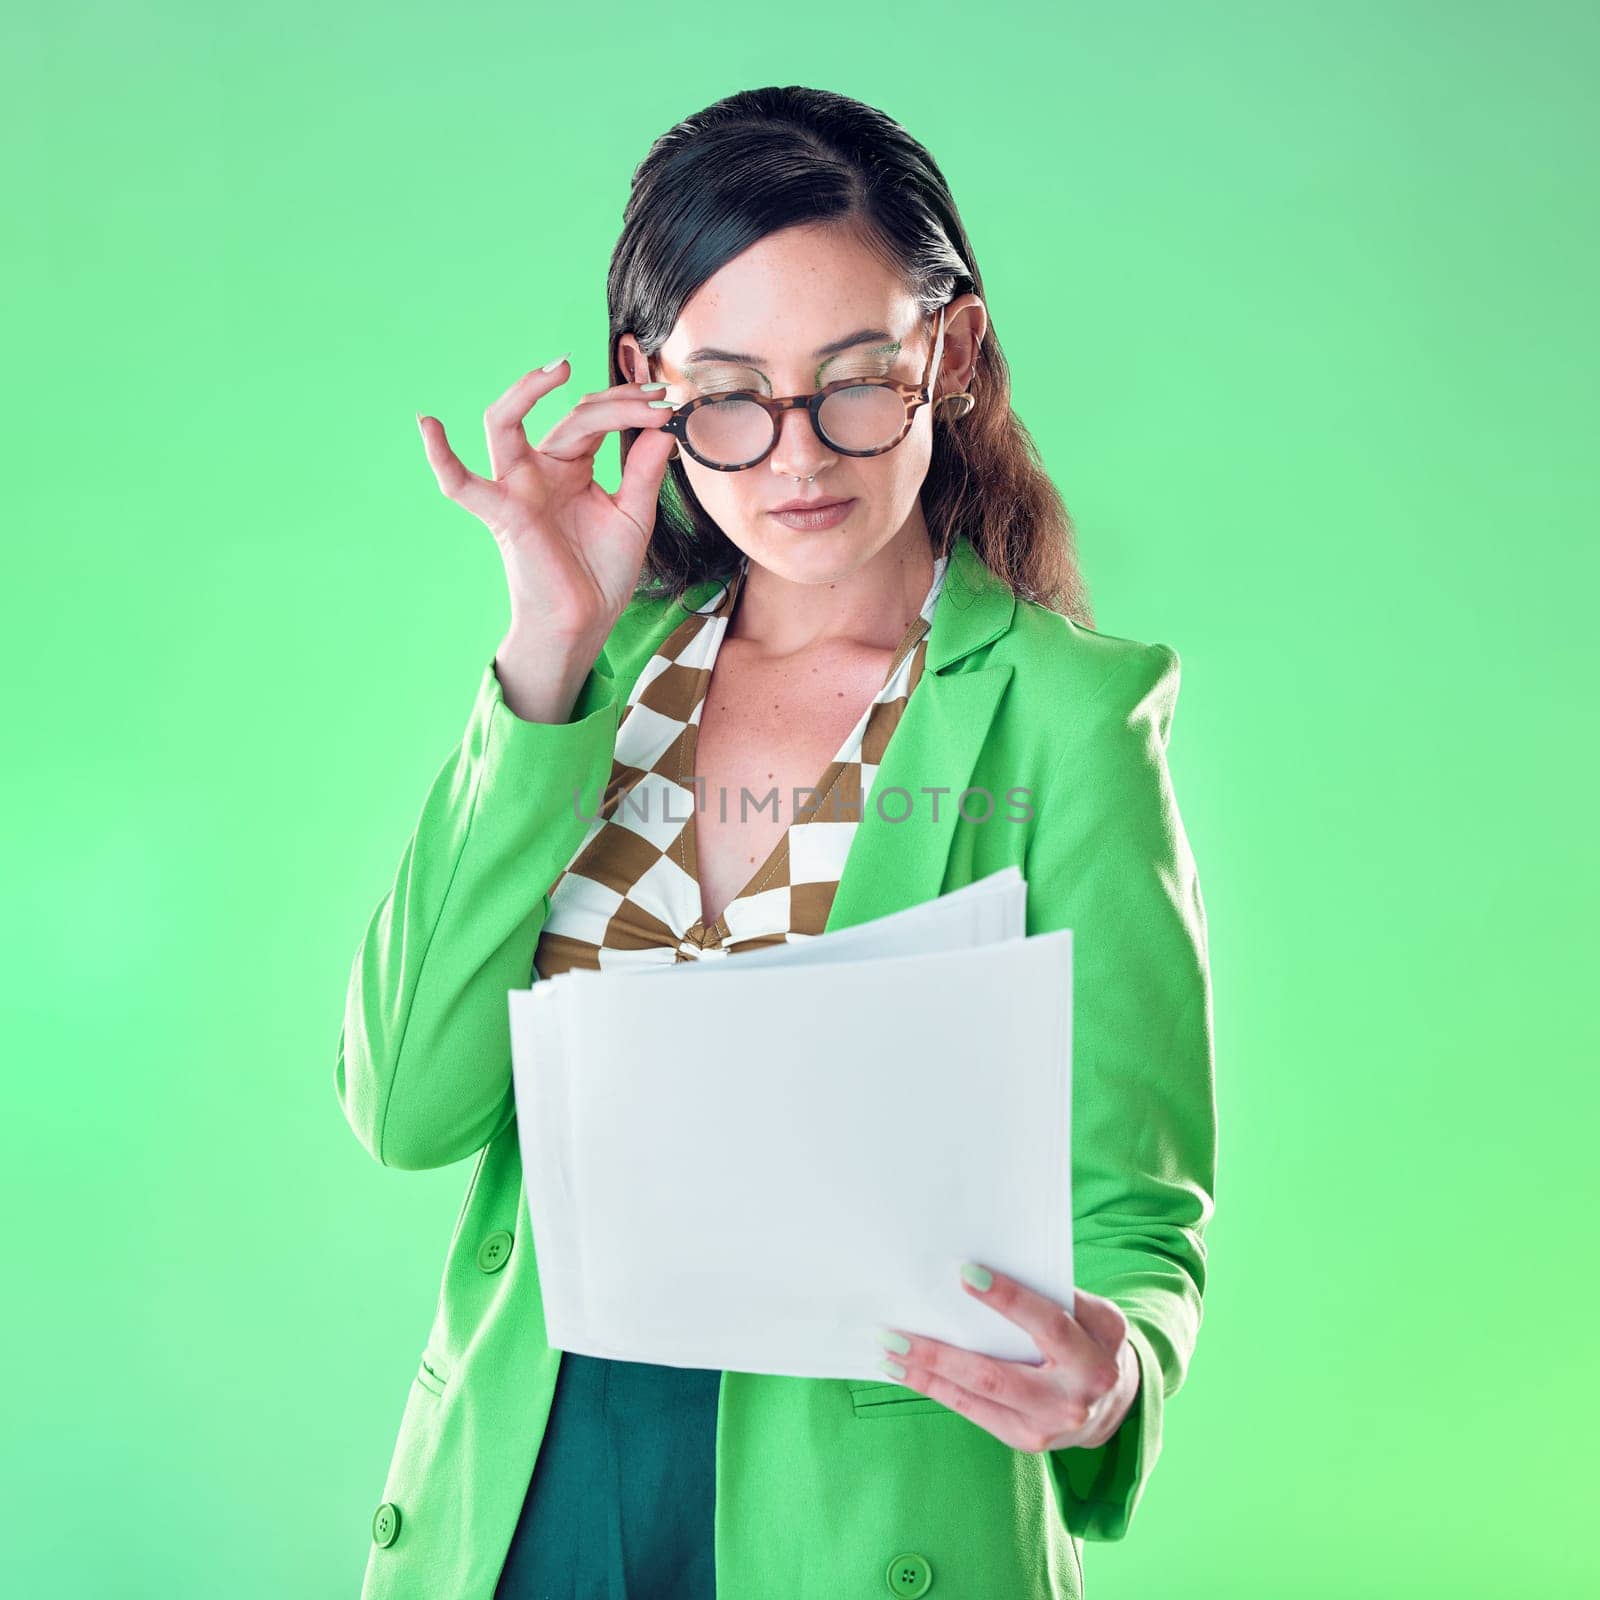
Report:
606,84,1094,626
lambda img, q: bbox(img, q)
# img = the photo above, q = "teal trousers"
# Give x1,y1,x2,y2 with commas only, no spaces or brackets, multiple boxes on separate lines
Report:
494,1351,721,1599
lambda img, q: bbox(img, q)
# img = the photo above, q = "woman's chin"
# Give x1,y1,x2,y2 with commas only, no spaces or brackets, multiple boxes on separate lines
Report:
743,520,876,583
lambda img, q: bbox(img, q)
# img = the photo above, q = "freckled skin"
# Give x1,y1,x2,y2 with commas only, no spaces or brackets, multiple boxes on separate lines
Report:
688,630,910,928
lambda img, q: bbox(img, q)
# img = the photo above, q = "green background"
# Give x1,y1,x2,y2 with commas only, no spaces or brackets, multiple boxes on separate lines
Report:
5,2,1594,1594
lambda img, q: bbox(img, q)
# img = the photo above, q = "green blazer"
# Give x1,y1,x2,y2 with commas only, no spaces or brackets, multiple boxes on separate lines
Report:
336,531,1217,1599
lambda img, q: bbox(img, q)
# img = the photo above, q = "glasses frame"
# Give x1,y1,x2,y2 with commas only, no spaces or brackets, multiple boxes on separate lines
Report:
650,302,950,473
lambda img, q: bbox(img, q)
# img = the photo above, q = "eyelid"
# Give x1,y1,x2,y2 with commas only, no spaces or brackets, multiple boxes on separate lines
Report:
689,340,904,392
684,364,768,390
820,341,901,380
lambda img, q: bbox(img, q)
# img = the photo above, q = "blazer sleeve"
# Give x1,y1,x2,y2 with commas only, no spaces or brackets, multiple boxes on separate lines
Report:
1023,640,1217,1542
334,657,620,1171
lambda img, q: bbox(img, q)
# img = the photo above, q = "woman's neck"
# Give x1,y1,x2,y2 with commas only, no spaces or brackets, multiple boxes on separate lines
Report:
727,520,937,663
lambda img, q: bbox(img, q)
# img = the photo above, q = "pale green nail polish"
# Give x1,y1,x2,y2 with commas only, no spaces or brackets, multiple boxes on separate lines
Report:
539,352,571,373
872,1327,911,1355
877,1357,906,1379
639,381,668,391
960,1262,993,1292
647,398,676,408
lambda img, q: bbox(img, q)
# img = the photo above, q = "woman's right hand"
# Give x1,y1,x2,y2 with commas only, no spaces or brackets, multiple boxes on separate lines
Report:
416,357,679,653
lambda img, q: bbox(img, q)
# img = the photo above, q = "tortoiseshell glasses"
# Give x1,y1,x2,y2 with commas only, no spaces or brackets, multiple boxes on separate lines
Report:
649,302,950,472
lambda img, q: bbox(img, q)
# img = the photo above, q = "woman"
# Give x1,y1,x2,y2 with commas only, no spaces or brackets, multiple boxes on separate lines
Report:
338,84,1216,1600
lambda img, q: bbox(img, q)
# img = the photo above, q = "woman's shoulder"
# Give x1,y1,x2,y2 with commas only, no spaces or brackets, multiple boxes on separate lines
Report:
1000,595,1181,729
996,601,1187,824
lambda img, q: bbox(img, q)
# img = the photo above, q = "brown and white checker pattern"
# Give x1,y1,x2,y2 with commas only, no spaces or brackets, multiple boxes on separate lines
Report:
533,550,950,975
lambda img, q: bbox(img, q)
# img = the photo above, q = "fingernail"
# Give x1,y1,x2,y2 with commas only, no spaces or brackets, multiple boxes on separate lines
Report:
639,381,667,391
647,398,675,408
877,1357,906,1379
540,352,571,372
960,1262,993,1292
872,1327,911,1355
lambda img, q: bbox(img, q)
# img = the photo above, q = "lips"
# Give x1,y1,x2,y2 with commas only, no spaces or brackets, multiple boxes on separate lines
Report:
768,497,852,514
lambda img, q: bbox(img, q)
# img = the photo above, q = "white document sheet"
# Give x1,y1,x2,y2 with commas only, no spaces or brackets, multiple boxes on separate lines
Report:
507,866,1073,1381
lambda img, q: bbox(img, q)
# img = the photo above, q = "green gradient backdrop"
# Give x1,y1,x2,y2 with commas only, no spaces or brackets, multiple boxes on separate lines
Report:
5,3,1595,1595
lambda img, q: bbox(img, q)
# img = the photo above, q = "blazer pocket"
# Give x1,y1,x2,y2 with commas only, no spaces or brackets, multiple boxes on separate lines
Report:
414,1351,451,1399
844,1378,951,1419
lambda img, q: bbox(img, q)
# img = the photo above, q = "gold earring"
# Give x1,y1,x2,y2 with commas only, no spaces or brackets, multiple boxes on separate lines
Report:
934,391,975,420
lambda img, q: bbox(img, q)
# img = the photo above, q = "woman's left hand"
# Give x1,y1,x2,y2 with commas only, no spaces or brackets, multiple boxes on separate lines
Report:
872,1264,1141,1453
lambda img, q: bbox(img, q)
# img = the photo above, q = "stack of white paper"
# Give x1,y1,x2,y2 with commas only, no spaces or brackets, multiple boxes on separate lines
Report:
507,866,1073,1382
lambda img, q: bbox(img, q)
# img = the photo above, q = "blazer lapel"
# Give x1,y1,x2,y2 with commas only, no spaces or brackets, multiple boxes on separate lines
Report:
825,534,1016,933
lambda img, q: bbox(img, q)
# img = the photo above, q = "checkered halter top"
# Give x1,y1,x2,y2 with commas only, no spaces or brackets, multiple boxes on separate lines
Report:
533,551,950,975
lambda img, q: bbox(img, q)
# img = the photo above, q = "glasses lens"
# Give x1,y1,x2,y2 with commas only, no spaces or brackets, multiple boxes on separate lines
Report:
817,385,907,452
682,386,911,467
684,397,774,468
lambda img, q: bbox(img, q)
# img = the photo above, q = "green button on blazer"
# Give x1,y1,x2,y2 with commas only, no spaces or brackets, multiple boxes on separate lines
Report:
336,530,1217,1599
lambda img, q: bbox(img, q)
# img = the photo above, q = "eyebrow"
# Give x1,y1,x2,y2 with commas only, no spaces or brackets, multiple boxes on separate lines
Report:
682,327,896,365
